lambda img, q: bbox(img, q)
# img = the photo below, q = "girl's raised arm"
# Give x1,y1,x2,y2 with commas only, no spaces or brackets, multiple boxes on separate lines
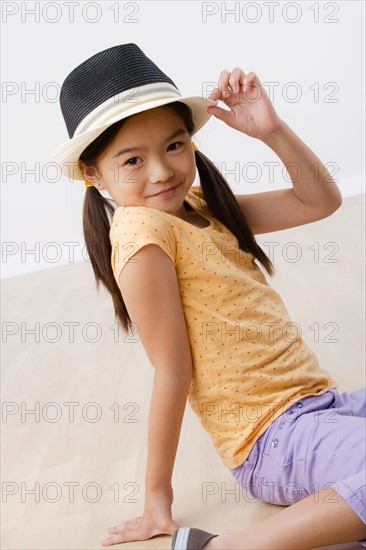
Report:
102,243,192,545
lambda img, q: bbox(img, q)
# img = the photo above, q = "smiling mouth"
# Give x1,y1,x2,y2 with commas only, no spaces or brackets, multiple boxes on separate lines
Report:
152,183,180,196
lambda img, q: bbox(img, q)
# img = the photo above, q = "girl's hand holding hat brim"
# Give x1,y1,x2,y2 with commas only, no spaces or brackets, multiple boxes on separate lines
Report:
207,67,284,141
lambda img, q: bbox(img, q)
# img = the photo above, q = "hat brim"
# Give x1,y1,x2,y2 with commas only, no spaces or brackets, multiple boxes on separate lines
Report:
50,95,218,181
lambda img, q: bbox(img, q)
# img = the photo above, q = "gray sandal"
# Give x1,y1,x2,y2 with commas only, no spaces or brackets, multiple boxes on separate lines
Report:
171,527,219,550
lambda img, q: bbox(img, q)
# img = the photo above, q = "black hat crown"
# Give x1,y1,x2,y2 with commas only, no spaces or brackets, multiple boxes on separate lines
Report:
60,43,178,138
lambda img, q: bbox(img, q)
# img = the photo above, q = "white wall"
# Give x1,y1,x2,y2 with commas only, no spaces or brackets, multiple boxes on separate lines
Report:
1,0,365,279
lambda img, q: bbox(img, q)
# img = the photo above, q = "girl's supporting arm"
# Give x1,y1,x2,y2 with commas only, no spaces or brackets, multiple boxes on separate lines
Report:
145,368,192,496
117,243,193,502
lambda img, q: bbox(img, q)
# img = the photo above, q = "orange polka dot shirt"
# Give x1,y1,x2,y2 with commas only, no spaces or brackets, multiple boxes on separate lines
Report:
109,186,338,469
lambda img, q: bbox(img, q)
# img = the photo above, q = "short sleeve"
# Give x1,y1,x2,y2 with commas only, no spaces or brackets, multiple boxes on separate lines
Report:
109,206,177,284
190,186,204,199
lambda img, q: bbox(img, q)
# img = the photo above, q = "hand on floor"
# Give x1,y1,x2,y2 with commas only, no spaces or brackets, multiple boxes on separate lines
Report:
101,491,178,546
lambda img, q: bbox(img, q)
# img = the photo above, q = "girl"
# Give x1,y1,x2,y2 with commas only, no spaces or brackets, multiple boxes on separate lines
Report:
51,44,366,550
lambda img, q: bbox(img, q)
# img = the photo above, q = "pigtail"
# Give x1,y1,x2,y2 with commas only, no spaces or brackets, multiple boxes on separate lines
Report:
83,185,134,335
194,149,275,277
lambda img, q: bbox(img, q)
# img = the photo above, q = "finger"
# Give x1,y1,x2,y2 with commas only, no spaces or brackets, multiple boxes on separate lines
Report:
206,104,233,125
102,524,142,546
243,71,260,92
208,68,247,100
101,535,122,546
107,516,142,533
101,534,138,546
228,67,245,93
209,69,231,100
107,526,126,534
218,69,231,94
108,520,128,533
207,87,220,100
208,68,245,100
208,85,224,101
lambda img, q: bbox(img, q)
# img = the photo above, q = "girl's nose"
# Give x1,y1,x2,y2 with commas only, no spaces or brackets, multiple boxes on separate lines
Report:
148,159,174,183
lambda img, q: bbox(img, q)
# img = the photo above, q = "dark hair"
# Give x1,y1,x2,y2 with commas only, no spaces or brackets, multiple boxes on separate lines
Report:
79,101,275,335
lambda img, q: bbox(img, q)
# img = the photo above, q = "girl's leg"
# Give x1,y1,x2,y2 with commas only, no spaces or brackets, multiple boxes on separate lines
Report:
219,390,366,549
205,485,366,549
330,386,366,418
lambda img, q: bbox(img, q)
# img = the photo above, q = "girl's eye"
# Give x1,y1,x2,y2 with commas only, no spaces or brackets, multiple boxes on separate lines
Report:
124,157,140,167
123,142,183,166
167,141,183,151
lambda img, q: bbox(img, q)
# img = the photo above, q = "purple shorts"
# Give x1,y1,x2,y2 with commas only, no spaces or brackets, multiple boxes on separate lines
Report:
230,387,366,546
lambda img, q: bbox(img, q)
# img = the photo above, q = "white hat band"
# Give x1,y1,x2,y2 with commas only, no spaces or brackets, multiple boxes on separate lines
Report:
73,82,182,137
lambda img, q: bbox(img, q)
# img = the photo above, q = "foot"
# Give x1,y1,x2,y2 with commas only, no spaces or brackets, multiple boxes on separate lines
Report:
171,527,219,550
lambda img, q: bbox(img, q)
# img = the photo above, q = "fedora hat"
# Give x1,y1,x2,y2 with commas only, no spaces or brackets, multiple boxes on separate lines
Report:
51,43,218,181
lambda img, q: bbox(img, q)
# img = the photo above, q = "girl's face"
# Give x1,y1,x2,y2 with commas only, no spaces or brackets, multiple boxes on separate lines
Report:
80,106,197,220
